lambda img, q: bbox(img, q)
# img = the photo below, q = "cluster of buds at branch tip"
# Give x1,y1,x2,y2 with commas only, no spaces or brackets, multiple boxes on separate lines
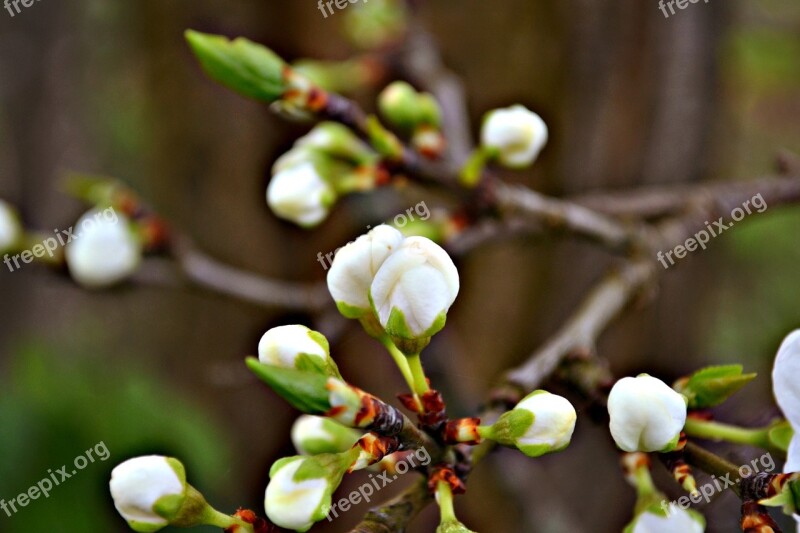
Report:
109,456,253,532
0,198,23,254
399,388,447,428
608,374,688,453
267,122,384,228
378,81,445,159
476,390,577,457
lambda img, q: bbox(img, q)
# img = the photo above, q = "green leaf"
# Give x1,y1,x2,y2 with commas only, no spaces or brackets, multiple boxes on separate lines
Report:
246,357,331,413
675,364,757,408
185,30,287,102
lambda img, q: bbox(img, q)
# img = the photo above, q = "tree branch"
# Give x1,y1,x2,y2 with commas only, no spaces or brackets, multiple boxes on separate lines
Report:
349,478,432,533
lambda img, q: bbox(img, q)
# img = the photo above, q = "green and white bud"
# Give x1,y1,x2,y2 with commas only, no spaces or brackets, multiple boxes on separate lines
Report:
327,224,405,319
0,199,23,253
482,390,576,457
295,122,376,166
608,375,687,453
370,236,459,354
267,160,337,228
480,105,548,168
291,415,362,456
66,209,142,289
257,325,338,376
378,81,442,131
265,453,355,532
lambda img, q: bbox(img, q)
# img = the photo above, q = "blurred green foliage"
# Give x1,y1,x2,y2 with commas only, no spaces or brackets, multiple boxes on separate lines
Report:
0,340,231,532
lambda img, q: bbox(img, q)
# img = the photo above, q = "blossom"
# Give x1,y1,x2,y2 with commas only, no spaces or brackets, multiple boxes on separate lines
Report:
370,236,459,351
65,209,142,289
480,105,548,168
327,224,405,318
488,390,577,457
257,325,334,375
291,415,362,456
266,161,336,227
265,455,347,531
109,456,187,532
608,375,687,453
772,330,800,531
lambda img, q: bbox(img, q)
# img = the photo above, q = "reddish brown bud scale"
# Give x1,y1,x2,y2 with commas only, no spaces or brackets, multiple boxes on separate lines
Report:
443,418,482,445
418,389,447,430
428,464,466,495
224,509,276,533
740,501,780,533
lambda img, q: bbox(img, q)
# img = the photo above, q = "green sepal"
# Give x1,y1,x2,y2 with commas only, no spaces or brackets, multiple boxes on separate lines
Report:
674,364,757,409
297,419,362,455
383,307,446,355
491,408,535,446
336,300,369,320
126,520,165,533
659,431,682,453
185,30,287,102
246,357,331,413
436,520,478,533
767,420,794,452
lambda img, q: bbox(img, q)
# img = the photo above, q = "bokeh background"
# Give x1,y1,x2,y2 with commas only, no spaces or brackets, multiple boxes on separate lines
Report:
1,1,799,532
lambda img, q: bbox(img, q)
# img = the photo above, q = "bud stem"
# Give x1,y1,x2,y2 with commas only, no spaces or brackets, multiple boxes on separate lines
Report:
683,418,774,452
379,336,421,405
435,480,457,523
406,353,431,396
200,506,253,531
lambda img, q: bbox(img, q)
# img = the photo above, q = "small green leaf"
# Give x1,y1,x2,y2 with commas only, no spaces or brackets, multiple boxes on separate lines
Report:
246,357,331,413
185,30,287,102
675,364,757,408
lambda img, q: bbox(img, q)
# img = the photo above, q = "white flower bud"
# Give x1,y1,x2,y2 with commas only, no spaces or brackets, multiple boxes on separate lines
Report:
109,456,187,532
608,375,687,453
65,209,142,289
265,457,336,532
480,105,548,168
370,236,459,351
291,415,362,456
772,330,800,472
327,224,405,318
258,325,335,375
490,390,576,457
632,508,705,533
267,161,336,228
0,199,22,252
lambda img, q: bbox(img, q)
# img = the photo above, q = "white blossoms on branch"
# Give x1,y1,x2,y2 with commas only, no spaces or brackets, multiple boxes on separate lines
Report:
480,105,548,168
0,199,22,252
109,456,187,532
370,236,459,352
485,390,577,457
773,330,800,473
258,325,338,376
65,209,142,289
267,161,336,228
327,224,405,318
608,374,687,453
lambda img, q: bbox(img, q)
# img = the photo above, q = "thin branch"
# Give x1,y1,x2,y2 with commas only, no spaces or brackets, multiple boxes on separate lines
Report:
349,478,432,533
504,259,657,391
173,240,330,311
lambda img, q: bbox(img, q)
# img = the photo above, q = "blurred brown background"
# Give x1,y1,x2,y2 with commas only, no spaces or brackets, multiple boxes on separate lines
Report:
1,1,799,531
